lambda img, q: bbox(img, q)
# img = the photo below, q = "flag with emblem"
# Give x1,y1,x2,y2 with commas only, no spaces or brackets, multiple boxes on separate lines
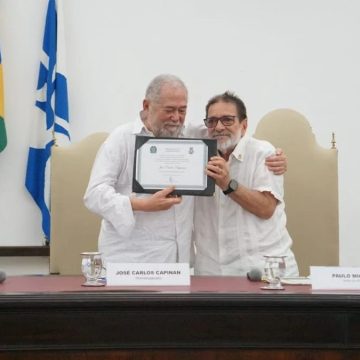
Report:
25,0,70,242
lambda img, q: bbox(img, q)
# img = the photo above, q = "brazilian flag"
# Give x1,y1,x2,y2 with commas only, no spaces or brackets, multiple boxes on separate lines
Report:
0,49,7,152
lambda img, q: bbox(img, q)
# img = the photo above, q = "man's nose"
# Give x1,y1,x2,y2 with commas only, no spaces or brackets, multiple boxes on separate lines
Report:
214,119,225,131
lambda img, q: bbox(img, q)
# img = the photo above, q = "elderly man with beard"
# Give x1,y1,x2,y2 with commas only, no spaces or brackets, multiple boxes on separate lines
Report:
84,74,193,264
191,91,299,277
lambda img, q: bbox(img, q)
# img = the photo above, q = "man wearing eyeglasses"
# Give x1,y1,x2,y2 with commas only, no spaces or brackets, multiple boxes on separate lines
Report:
191,91,299,277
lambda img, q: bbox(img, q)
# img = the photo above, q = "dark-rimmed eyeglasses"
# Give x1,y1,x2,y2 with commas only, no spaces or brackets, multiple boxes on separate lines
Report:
203,115,236,128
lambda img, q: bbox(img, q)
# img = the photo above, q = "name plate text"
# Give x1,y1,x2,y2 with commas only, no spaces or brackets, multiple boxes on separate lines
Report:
106,263,190,286
310,266,360,290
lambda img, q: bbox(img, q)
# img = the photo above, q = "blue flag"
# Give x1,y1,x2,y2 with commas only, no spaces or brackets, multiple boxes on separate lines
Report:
25,0,70,242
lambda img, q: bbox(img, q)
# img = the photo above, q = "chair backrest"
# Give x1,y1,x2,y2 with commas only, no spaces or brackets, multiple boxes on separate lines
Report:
50,132,108,275
254,109,339,276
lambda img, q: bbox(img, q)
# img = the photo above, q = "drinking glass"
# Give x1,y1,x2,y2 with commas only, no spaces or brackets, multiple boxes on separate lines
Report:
80,252,104,286
261,255,287,290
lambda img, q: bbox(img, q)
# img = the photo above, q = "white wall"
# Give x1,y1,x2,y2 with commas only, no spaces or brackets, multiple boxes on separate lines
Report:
1,0,359,273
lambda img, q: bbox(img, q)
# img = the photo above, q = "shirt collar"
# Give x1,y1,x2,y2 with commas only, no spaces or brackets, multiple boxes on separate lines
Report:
230,133,250,162
132,116,153,136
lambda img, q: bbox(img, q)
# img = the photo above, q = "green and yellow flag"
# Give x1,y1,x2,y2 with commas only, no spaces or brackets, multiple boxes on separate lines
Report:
0,49,7,152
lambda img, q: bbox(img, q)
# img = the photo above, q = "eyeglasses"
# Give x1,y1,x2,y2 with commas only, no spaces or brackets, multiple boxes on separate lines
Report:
203,115,236,128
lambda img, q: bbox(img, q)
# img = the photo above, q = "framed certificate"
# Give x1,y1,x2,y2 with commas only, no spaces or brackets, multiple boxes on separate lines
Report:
132,136,217,196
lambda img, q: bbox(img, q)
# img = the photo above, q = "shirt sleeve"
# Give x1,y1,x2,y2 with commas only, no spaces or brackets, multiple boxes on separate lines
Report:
252,142,284,203
83,130,136,237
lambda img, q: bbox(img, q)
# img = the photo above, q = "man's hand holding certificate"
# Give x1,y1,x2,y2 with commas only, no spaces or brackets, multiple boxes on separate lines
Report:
132,136,217,196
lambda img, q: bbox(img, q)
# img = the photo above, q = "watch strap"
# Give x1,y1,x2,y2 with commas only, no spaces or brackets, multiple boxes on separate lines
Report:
223,179,238,195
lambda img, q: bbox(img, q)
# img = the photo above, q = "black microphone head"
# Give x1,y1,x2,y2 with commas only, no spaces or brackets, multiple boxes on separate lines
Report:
247,267,263,282
0,271,6,284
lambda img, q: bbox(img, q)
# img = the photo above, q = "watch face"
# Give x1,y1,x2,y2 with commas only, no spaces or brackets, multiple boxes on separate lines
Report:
229,179,238,191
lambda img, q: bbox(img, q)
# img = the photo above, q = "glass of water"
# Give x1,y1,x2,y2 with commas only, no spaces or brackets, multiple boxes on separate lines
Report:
261,255,287,290
80,252,104,287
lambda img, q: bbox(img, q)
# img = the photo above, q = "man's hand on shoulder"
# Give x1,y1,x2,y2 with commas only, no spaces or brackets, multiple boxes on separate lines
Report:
130,186,182,212
265,148,287,175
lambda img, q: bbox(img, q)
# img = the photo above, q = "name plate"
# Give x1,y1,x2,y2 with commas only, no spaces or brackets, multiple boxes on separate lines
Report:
310,266,360,290
106,263,190,286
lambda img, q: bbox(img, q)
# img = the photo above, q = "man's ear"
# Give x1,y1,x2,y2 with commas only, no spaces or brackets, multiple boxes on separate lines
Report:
143,99,149,111
241,118,248,135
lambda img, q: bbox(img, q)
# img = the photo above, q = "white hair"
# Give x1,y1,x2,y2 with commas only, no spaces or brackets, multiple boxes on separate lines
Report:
145,74,188,103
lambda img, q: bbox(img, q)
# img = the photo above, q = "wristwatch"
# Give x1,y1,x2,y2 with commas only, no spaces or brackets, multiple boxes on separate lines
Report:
223,179,238,195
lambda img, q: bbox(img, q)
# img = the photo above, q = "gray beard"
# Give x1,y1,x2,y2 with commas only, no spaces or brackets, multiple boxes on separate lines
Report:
216,134,241,153
154,125,184,138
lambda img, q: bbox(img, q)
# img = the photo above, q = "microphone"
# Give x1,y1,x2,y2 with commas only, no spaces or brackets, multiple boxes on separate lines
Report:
0,270,6,284
247,267,263,282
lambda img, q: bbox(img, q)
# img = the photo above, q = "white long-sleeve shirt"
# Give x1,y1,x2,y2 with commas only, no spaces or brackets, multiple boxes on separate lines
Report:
84,118,194,265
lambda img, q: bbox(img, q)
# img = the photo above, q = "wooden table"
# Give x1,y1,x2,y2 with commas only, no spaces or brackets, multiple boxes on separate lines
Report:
1,275,360,359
